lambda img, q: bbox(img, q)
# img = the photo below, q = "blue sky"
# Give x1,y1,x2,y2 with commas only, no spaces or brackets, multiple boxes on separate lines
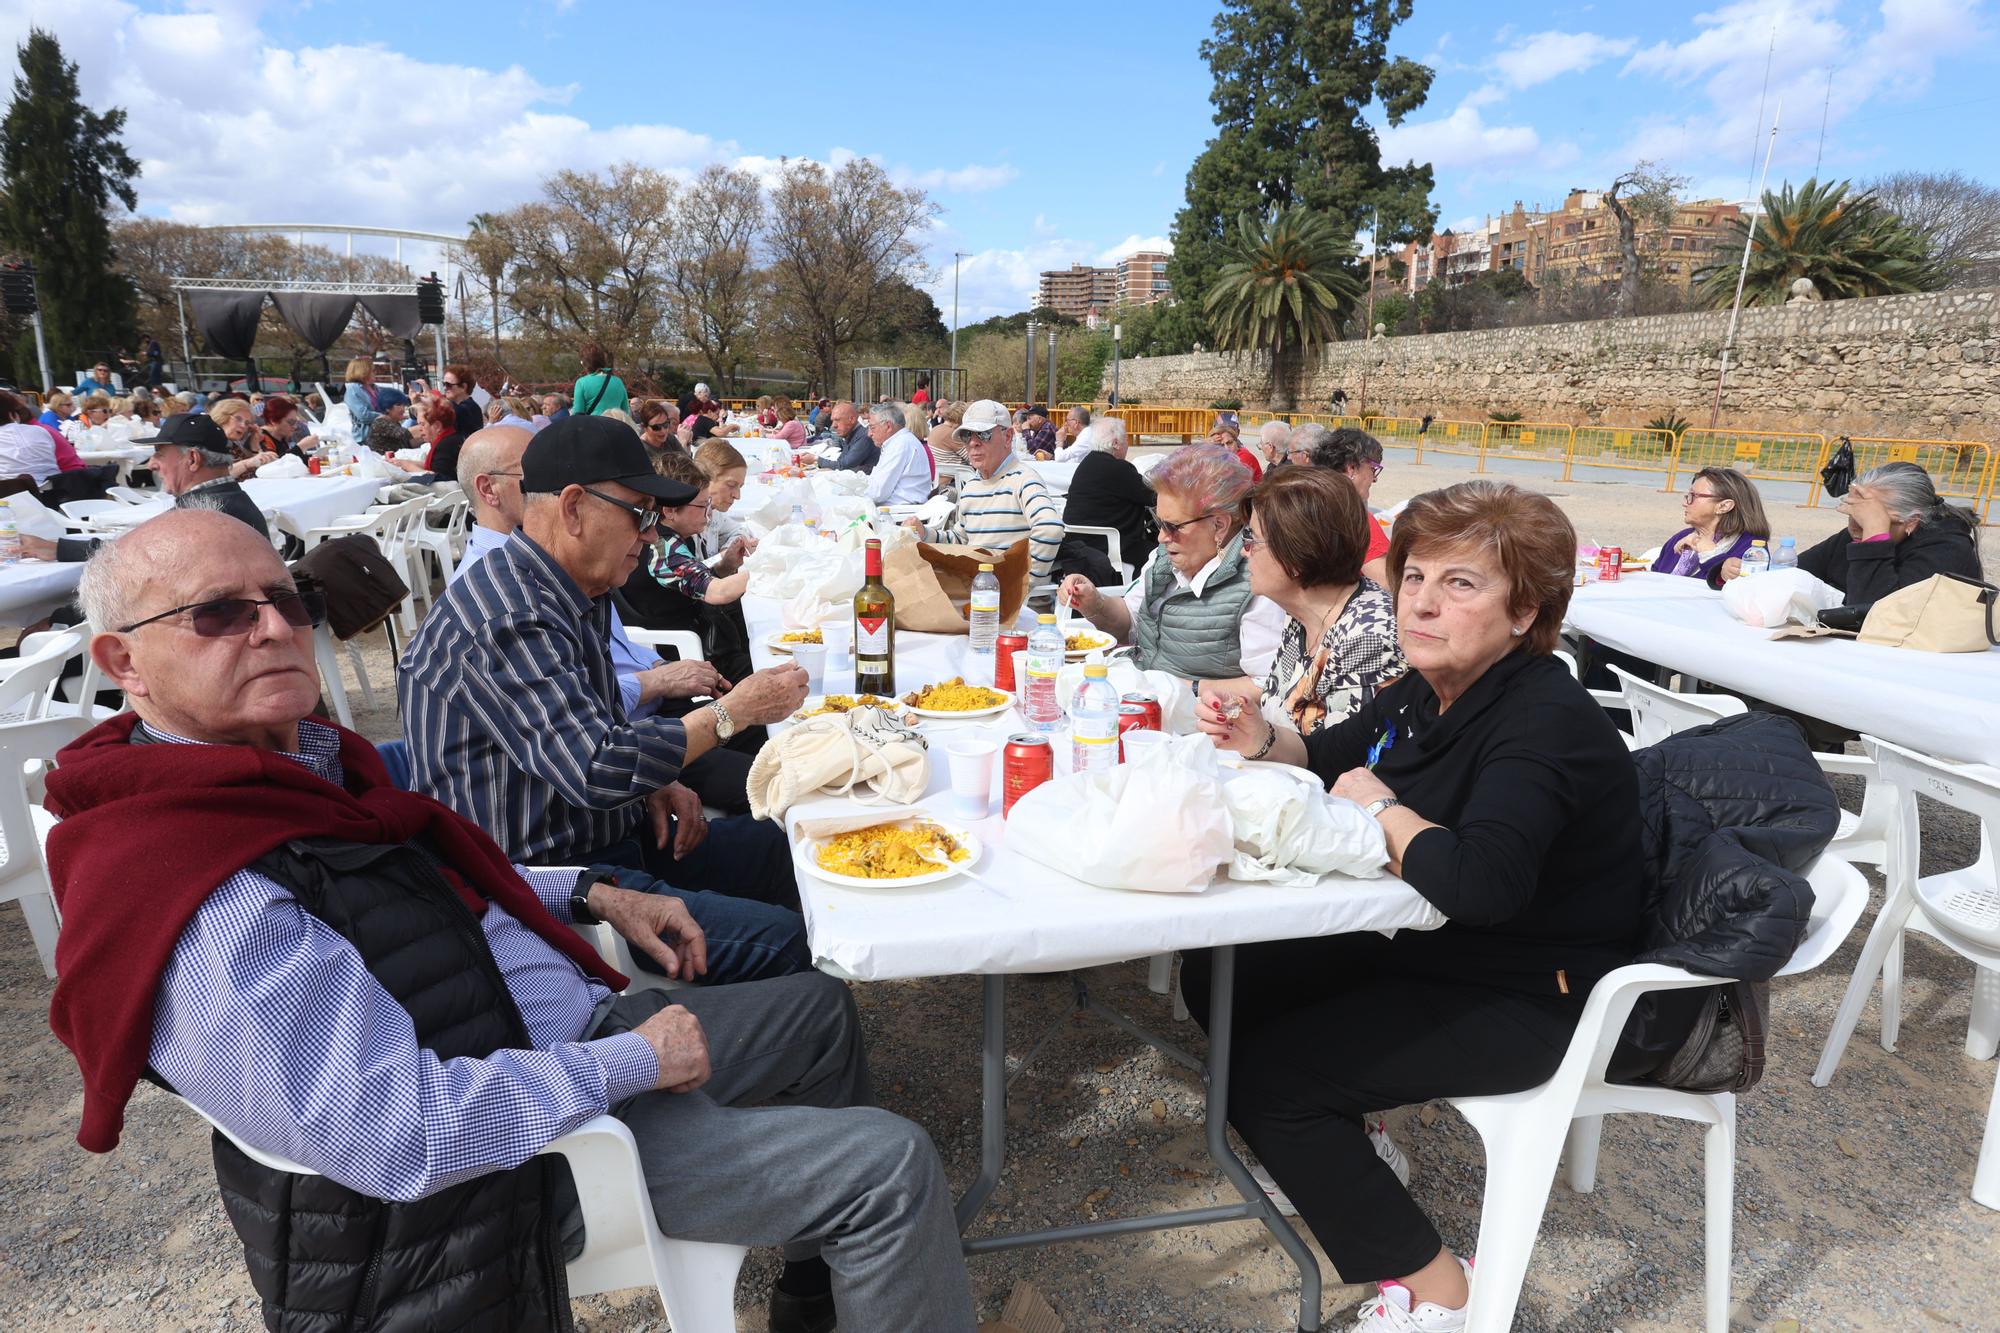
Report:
2,0,1992,322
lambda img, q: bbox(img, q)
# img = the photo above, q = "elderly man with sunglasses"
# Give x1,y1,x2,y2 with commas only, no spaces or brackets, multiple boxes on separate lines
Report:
401,415,815,987
906,398,1065,585
44,507,975,1333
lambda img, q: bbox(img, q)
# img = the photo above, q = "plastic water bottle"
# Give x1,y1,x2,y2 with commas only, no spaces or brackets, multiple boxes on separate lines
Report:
1069,663,1120,773
0,519,18,566
1741,539,1770,577
1771,535,1797,571
1023,613,1064,733
968,563,1000,683
789,503,805,529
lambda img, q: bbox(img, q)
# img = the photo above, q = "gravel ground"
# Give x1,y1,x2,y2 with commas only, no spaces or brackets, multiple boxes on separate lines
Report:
1,462,1996,1331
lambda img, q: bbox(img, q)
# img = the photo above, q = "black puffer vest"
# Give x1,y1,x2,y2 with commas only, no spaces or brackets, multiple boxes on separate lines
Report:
210,837,572,1332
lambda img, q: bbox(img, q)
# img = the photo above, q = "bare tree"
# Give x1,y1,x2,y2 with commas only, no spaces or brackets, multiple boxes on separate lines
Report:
484,162,676,366
1864,169,2000,288
1604,161,1690,317
663,164,765,395
763,157,935,395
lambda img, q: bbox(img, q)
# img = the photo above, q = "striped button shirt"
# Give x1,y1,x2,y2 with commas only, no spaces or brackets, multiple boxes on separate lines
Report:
398,530,687,865
144,719,659,1202
932,454,1065,583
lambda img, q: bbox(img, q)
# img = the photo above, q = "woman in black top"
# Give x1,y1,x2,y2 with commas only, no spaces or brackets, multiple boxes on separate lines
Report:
1724,461,1981,606
1189,479,1644,1329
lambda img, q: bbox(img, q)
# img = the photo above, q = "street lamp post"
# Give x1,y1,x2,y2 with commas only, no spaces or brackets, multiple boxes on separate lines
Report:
1045,326,1057,408
1112,323,1121,406
951,251,967,374
1024,320,1038,405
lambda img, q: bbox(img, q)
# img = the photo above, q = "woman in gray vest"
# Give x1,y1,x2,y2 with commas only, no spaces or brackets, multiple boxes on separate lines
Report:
1058,443,1286,691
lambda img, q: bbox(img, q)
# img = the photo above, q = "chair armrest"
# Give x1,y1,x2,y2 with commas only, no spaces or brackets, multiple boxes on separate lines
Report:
1557,963,1731,1093
625,627,704,662
1813,753,1876,778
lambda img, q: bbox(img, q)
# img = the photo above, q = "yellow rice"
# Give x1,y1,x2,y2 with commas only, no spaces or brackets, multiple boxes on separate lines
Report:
902,678,1007,711
814,822,969,879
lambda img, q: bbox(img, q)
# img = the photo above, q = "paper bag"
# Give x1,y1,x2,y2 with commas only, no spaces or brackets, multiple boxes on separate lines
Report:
882,539,1031,634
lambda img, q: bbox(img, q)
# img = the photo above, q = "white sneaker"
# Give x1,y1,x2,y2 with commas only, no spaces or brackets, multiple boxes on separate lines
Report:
1246,1122,1412,1218
1346,1259,1474,1333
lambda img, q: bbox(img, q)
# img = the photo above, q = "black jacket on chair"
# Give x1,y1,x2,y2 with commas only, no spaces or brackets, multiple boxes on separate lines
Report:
1613,712,1839,1077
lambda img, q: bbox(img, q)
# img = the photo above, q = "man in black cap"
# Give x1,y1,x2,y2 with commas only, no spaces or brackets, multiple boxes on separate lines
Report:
24,413,270,562
398,414,814,986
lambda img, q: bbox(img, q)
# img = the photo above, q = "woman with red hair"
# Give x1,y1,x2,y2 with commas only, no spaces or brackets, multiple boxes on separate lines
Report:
417,397,465,480
256,396,313,459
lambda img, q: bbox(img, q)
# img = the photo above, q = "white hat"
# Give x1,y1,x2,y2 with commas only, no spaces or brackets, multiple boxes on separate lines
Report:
955,399,1012,438
694,382,710,396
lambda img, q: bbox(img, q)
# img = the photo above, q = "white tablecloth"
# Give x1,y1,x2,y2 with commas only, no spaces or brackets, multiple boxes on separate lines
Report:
741,590,1438,981
1565,573,2000,767
0,559,83,622
88,475,386,539
1027,459,1079,496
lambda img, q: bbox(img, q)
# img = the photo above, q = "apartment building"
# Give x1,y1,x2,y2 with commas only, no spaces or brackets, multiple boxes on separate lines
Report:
1115,251,1173,307
1037,263,1118,320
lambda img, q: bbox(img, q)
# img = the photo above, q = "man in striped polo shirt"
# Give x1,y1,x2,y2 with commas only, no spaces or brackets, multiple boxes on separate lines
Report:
912,398,1065,585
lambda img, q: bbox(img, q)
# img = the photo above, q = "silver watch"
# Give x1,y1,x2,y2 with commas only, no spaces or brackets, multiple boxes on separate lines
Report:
1363,796,1402,819
707,699,735,742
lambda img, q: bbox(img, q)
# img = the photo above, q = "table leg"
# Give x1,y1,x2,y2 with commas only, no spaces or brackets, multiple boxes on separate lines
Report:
955,972,1006,1231
1205,945,1324,1332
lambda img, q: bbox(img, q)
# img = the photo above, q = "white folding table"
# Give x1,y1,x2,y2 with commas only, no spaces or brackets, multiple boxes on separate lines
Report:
0,559,84,625
747,589,1440,1330
1564,573,2000,768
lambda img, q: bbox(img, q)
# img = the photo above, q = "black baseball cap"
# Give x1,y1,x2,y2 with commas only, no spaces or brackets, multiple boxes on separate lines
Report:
520,414,698,504
134,412,229,453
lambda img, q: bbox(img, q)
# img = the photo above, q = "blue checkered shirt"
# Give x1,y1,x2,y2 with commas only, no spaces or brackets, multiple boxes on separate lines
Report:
145,719,660,1202
397,531,688,865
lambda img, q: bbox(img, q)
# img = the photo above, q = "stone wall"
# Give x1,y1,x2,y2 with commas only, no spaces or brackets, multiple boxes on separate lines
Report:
1103,287,2000,441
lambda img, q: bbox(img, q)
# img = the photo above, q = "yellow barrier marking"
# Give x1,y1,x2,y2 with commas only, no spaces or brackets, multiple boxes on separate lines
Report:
1734,441,1762,461
1888,444,1919,464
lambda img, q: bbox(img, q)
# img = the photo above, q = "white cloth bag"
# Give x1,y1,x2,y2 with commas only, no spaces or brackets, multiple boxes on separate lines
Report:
1721,568,1844,628
1003,733,1234,893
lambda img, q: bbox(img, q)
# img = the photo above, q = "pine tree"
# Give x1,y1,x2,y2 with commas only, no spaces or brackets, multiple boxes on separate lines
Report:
0,29,140,387
1168,0,1435,346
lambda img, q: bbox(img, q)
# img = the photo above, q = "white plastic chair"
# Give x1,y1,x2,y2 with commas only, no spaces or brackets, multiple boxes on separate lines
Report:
312,622,355,729
624,626,705,663
1553,650,1634,748
1609,668,1890,869
300,496,430,633
1449,853,1866,1333
106,485,153,505
411,490,471,587
59,499,123,523
0,715,93,975
0,630,85,723
168,1096,747,1331
1812,738,2000,1208
1065,523,1131,585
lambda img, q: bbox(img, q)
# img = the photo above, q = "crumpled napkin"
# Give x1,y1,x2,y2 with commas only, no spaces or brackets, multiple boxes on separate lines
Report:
256,453,310,479
1220,767,1388,885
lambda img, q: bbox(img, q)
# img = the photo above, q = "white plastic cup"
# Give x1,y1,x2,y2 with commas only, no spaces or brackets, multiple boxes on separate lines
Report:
790,642,827,693
1121,729,1172,768
821,620,852,670
944,738,997,819
1010,650,1029,701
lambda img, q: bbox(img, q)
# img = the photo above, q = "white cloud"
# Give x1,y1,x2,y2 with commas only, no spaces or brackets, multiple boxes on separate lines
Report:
1380,106,1545,170
920,240,1082,323
1095,235,1172,264
900,163,1018,192
1473,30,1637,104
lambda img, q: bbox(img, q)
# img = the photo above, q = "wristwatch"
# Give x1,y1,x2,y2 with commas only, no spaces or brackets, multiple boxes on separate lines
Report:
1363,796,1402,820
708,699,736,742
569,884,601,925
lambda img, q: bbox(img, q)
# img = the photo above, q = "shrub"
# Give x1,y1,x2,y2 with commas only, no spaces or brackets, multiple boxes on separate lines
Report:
1646,410,1692,436
1210,397,1243,411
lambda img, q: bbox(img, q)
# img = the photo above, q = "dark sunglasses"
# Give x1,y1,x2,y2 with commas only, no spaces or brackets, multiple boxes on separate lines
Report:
956,426,1002,444
581,486,662,534
1158,509,1225,540
119,579,327,637
441,379,462,389
642,419,670,432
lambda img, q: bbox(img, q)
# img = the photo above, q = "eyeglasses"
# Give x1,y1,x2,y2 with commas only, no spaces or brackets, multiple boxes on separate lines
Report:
482,468,522,482
441,379,462,390
1240,527,1262,551
1366,460,1385,479
581,486,662,534
1158,509,1225,539
119,580,327,637
1683,490,1721,503
957,427,1003,444
641,419,670,432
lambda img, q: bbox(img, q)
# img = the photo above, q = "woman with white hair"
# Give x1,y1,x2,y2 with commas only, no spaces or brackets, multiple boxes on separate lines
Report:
1721,460,1981,604
1059,442,1285,689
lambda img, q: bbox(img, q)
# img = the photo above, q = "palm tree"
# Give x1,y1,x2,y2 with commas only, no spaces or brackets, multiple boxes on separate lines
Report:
465,212,514,358
1694,178,1945,308
1203,205,1361,411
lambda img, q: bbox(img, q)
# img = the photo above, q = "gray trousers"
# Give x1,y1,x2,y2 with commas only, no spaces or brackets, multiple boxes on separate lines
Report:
569,972,976,1331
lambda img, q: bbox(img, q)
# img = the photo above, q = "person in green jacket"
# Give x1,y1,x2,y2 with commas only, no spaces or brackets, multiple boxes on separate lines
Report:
571,341,628,416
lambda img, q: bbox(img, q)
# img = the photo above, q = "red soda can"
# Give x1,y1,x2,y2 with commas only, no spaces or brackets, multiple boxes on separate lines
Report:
1597,546,1623,583
1120,692,1163,733
306,455,322,475
994,631,1028,693
1117,703,1150,761
1003,734,1053,816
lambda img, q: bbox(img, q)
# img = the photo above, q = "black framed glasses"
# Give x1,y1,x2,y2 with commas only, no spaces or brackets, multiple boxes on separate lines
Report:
581,486,662,534
441,379,462,390
641,419,670,432
119,579,327,637
1683,489,1721,503
1240,526,1262,551
1158,509,1225,539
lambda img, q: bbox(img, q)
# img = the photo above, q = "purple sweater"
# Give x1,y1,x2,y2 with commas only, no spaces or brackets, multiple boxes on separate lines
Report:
1651,527,1755,583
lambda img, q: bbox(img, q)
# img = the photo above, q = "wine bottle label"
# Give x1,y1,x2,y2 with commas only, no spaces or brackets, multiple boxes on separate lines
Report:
970,589,1000,612
856,616,890,654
